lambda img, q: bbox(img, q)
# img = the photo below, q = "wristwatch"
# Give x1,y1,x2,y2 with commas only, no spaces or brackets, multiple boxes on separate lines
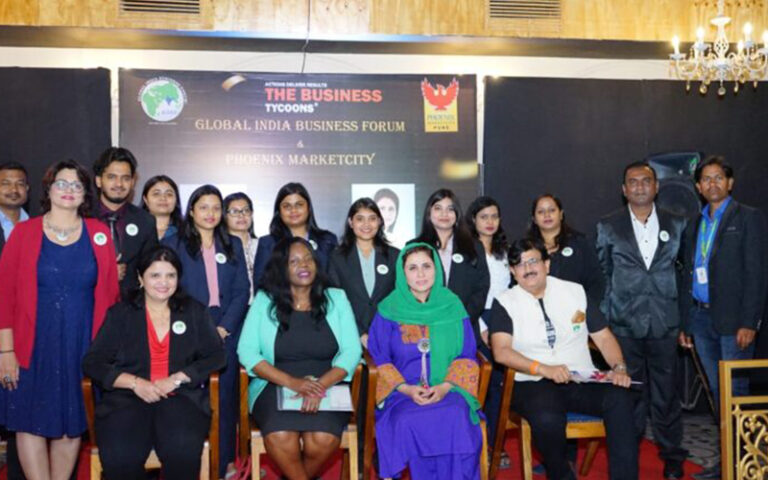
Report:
612,363,628,374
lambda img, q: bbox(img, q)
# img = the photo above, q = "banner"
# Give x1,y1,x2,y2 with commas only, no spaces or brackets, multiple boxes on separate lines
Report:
120,70,478,245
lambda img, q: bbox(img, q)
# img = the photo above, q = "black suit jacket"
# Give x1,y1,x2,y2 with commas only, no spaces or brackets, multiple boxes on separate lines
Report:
445,239,490,344
82,297,226,418
596,206,688,339
94,202,158,294
327,244,399,334
681,200,768,334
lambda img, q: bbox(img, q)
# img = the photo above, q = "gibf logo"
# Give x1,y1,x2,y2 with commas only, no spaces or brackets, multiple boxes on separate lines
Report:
420,77,460,132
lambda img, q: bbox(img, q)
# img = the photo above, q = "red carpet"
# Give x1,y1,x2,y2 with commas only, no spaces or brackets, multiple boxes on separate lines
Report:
0,437,704,479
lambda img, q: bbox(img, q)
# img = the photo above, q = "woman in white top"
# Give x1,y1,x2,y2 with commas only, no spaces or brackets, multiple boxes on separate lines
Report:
224,192,259,301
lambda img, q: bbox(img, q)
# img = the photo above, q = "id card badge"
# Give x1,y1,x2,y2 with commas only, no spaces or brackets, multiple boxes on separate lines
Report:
696,267,708,285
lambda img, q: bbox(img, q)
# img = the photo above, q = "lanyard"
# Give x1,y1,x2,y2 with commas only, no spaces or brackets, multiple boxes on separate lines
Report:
698,217,719,261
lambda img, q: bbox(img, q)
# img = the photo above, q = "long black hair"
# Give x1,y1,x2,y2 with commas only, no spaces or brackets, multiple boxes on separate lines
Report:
338,197,391,257
180,184,235,260
140,175,183,232
261,237,329,331
224,192,257,239
465,195,509,260
374,188,399,233
525,193,578,249
414,188,478,262
129,245,188,311
269,182,330,241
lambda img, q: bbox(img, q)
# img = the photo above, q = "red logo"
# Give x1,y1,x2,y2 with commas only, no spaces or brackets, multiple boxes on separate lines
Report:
420,78,459,111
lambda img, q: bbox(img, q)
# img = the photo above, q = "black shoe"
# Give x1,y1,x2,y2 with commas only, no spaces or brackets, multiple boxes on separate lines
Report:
692,463,721,480
663,461,684,479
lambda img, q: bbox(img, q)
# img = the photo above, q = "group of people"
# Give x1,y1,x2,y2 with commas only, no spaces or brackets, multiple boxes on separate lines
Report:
0,148,764,480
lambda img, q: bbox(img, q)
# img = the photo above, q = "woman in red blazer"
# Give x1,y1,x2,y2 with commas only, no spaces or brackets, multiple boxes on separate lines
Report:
0,159,119,480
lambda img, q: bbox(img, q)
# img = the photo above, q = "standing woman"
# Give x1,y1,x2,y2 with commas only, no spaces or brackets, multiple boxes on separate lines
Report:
0,159,120,479
162,184,250,478
328,198,399,347
413,189,489,344
141,175,183,241
251,183,337,288
238,237,361,480
224,192,259,300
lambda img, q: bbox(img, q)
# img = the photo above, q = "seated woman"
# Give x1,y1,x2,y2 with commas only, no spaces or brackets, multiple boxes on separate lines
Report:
368,243,484,480
237,237,361,480
82,246,226,480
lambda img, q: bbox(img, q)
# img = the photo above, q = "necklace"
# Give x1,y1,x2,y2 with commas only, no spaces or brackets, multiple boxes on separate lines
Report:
43,215,80,242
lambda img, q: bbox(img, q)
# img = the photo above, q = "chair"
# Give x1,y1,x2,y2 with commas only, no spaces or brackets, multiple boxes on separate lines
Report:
489,367,605,480
362,350,492,480
82,373,219,480
238,365,362,480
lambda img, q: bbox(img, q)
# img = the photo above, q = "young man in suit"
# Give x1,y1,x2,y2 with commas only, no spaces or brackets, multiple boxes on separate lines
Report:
596,161,689,479
92,147,157,295
679,156,768,480
0,161,30,256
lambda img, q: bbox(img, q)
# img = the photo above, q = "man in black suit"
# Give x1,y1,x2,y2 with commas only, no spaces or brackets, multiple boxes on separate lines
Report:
679,156,767,479
596,161,689,479
93,147,157,295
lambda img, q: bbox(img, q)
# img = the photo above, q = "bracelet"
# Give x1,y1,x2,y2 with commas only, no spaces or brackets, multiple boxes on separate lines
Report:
130,375,138,390
612,363,627,374
0,349,13,354
529,360,540,375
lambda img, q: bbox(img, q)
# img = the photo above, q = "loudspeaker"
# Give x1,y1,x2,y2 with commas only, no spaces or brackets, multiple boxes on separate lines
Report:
645,151,702,219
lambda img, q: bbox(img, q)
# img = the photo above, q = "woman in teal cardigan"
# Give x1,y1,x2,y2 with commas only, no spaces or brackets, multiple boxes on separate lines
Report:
238,237,361,480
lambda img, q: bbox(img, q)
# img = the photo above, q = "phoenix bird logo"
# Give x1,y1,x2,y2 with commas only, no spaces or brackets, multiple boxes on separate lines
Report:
421,78,459,111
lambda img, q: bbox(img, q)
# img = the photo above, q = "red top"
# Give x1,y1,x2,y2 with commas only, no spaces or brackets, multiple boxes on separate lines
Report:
0,217,120,368
146,309,170,382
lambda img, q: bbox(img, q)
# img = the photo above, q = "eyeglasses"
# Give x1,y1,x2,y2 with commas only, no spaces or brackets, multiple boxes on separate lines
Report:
227,208,252,217
52,180,85,193
513,257,543,269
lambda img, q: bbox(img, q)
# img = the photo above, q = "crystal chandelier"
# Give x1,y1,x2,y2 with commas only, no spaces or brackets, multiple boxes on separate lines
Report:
669,0,768,96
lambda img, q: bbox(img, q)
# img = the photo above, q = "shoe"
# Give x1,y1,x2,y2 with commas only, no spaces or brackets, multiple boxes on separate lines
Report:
663,461,684,479
692,463,721,479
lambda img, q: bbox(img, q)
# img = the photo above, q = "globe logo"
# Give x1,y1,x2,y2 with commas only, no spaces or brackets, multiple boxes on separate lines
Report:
138,77,187,122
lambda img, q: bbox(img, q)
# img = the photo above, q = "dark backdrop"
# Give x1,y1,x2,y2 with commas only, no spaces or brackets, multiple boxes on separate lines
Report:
0,67,112,214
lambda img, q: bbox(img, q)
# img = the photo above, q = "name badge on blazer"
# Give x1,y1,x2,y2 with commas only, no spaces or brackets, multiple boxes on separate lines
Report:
571,310,586,332
125,223,139,237
93,232,108,246
376,264,389,275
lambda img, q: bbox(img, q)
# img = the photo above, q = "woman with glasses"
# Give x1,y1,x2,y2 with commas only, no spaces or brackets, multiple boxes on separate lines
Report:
162,184,250,479
0,160,120,479
224,192,259,300
140,175,183,241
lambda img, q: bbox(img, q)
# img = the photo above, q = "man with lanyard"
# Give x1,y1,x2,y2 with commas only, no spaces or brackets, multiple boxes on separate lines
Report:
679,155,768,480
92,147,157,295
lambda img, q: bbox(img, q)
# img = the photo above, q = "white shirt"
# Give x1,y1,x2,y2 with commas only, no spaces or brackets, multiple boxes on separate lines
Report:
629,204,659,270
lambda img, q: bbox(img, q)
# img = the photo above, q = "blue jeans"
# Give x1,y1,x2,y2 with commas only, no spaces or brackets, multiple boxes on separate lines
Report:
689,306,754,412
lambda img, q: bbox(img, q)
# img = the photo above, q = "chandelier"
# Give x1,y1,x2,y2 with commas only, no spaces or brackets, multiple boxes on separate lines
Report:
669,0,768,96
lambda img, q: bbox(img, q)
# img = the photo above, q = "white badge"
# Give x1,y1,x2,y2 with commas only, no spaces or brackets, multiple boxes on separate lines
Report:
125,223,139,237
215,253,227,264
659,230,670,242
309,239,318,250
452,253,464,264
93,232,107,246
696,266,708,285
561,247,574,257
172,320,187,335
376,264,389,275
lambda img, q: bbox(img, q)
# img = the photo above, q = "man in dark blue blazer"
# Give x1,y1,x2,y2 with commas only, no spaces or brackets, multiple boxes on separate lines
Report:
596,161,689,480
679,156,768,480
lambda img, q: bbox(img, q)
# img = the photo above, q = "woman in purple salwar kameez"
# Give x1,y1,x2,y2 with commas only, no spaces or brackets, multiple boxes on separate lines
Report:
368,243,483,480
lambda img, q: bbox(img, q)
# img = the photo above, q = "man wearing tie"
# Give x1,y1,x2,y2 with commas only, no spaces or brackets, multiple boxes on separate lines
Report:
596,161,689,480
92,147,157,294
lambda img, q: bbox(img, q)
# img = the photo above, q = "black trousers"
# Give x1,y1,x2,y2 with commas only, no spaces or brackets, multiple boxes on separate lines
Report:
615,335,688,464
95,395,209,480
512,380,638,480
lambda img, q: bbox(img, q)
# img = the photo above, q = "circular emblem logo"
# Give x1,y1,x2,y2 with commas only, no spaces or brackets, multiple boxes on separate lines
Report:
309,239,318,250
138,77,187,122
376,264,389,275
452,253,464,264
561,247,574,257
172,321,187,335
215,253,227,264
125,223,139,237
93,232,107,246
659,230,670,242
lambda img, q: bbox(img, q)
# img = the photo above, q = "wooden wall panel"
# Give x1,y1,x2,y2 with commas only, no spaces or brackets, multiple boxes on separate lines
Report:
311,0,369,35
214,0,307,34
0,0,38,25
370,0,485,35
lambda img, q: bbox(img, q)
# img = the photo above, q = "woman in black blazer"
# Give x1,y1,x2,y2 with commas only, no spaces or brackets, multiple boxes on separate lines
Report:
412,189,490,344
82,246,225,480
252,182,337,288
327,198,399,347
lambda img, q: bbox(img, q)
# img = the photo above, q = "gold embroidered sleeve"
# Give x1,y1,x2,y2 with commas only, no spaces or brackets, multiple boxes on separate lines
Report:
376,363,406,404
445,358,480,398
